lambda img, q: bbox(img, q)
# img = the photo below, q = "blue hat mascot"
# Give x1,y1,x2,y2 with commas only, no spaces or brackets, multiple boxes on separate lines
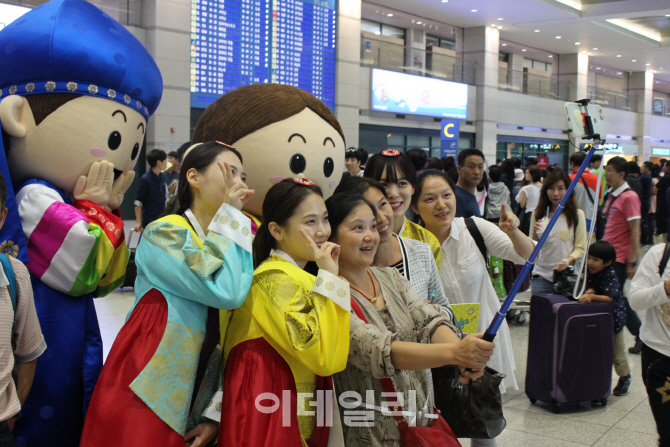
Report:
0,0,162,445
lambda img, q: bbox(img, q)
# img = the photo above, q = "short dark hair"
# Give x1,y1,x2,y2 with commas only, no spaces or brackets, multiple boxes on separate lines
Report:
457,148,485,167
147,149,167,168
0,172,6,210
326,192,377,240
627,161,641,176
442,156,456,171
345,148,362,162
525,157,538,167
643,161,654,172
590,154,602,163
358,148,369,165
168,151,179,159
569,151,586,167
528,166,542,183
334,175,387,199
606,156,628,175
406,148,428,172
588,241,617,265
426,157,444,171
489,165,501,183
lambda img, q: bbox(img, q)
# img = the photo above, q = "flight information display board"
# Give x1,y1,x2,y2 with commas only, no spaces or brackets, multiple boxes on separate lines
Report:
190,0,337,110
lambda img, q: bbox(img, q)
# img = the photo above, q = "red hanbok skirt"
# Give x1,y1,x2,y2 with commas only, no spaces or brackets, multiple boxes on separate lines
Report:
80,289,185,446
218,337,332,447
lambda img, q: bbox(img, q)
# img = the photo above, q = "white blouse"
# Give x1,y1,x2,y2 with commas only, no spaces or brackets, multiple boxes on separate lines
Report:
439,217,529,392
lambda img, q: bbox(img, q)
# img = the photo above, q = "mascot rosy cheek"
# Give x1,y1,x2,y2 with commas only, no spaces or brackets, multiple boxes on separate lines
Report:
191,84,345,233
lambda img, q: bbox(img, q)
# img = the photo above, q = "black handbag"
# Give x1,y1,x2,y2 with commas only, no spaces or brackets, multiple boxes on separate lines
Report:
553,267,580,300
432,366,506,439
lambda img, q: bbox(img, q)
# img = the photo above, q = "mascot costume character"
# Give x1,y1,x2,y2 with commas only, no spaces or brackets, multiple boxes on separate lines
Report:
191,84,347,446
191,84,346,235
0,0,163,445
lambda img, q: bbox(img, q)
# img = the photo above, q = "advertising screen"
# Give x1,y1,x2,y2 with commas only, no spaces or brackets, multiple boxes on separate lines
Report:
371,68,468,119
191,0,337,109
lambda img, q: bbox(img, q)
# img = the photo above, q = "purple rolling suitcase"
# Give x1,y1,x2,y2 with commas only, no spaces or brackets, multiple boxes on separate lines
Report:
525,294,614,413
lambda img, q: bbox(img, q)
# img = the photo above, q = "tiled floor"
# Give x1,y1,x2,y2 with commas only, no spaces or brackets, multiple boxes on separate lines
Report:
95,281,660,447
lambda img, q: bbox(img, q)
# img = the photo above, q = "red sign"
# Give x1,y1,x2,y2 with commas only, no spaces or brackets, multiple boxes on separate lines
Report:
538,157,549,169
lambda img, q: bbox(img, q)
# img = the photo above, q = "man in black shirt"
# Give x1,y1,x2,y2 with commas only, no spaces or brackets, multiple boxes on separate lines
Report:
134,149,168,232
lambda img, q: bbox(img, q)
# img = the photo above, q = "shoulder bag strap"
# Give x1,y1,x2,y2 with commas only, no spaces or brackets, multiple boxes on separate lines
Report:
464,218,488,266
0,254,17,311
350,297,405,422
659,242,670,276
579,177,595,204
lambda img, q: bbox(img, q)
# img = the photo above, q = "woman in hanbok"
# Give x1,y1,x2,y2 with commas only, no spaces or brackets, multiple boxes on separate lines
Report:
326,192,494,447
219,178,350,447
81,141,255,446
364,150,442,268
335,176,451,315
412,170,535,394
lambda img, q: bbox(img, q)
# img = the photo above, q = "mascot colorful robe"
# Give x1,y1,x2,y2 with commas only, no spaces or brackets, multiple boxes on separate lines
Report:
0,1,163,445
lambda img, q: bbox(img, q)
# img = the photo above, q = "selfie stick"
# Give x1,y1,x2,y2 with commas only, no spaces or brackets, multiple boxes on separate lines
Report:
482,99,603,342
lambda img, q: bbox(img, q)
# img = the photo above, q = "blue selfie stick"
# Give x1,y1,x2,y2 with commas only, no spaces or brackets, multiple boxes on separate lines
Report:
481,139,600,342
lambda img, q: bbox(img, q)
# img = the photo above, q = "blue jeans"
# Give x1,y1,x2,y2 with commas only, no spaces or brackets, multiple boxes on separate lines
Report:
530,276,555,297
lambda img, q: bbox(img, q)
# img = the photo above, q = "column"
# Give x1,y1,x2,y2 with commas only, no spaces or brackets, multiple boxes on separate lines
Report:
556,53,589,101
507,53,524,93
629,71,654,161
141,0,191,152
463,26,499,164
335,0,361,147
405,28,426,75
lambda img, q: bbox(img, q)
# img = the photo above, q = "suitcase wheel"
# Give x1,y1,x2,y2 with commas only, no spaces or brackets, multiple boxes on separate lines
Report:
529,397,537,404
551,400,560,414
599,398,608,407
514,312,528,326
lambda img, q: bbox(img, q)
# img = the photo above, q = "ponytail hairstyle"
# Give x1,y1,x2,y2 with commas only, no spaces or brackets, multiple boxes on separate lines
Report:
176,141,243,216
253,178,323,268
325,192,377,240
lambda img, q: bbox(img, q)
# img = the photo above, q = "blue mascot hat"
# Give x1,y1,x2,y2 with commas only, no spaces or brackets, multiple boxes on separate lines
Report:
0,0,163,118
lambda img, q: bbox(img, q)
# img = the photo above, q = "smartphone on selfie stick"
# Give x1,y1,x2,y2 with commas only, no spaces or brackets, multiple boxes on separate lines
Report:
481,99,606,343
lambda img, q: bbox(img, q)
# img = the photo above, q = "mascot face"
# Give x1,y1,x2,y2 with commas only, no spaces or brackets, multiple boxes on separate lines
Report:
234,108,345,217
2,95,146,193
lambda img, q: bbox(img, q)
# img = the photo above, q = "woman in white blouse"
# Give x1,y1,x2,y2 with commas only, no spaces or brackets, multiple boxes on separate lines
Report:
412,170,535,396
516,166,543,235
529,169,587,296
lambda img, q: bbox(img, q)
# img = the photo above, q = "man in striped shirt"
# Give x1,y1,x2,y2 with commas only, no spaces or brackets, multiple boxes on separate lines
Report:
0,173,46,446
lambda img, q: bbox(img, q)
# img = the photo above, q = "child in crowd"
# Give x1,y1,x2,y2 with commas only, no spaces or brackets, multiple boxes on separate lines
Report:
0,172,46,446
486,165,511,224
577,241,631,396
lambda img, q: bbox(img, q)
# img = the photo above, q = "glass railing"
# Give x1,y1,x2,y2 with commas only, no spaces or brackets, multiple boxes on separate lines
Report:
652,80,670,118
587,87,637,112
498,68,571,101
360,37,476,85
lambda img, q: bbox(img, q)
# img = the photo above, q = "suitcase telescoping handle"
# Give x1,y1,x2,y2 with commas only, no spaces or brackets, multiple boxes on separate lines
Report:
484,142,601,343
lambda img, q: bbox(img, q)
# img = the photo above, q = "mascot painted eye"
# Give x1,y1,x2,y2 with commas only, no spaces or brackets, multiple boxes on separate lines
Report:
108,131,122,150
323,157,334,177
131,143,140,160
290,153,306,174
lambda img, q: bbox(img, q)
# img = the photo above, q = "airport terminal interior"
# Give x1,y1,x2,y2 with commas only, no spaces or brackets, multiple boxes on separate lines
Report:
1,0,670,446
